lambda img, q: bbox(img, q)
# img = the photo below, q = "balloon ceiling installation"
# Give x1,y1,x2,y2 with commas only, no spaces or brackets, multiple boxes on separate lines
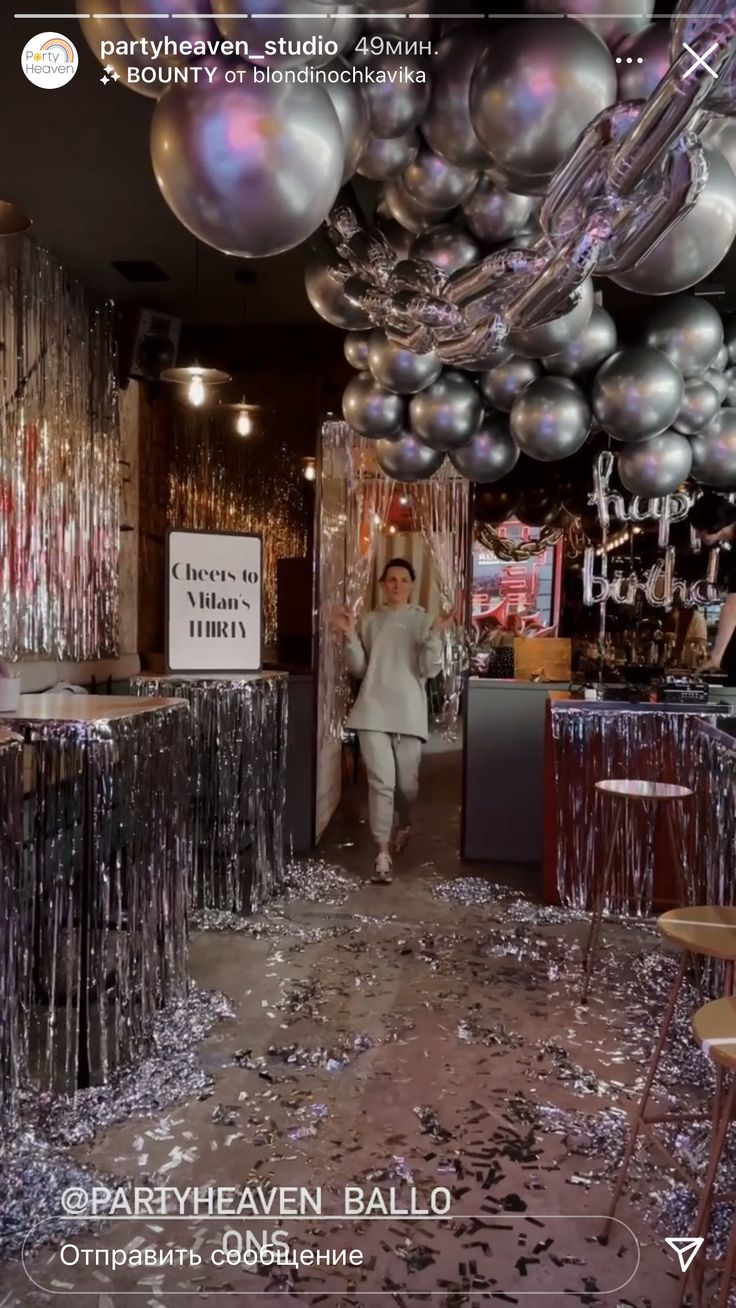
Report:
77,0,736,499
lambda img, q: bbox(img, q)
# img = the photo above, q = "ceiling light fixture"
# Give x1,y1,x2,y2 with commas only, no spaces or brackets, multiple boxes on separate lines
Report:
0,201,31,237
161,363,231,407
222,398,261,437
302,457,316,482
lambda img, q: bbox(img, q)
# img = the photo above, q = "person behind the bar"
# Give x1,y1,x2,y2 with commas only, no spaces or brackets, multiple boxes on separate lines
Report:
334,558,451,884
688,492,736,680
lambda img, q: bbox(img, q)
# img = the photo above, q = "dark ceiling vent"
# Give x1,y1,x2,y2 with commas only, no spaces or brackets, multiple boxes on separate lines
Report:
111,259,169,283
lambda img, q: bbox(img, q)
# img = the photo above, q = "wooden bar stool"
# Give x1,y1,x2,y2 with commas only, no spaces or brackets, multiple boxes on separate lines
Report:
679,996,736,1308
604,907,736,1243
581,779,692,1003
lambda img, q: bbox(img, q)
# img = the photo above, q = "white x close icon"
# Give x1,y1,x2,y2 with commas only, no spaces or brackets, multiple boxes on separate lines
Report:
683,40,720,78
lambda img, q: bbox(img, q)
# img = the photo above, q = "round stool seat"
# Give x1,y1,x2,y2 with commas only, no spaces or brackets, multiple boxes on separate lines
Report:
659,906,736,960
692,997,736,1070
595,779,692,801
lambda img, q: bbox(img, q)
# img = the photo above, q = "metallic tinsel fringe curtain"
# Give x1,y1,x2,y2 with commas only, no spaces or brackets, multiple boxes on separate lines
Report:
16,704,191,1093
136,675,288,914
318,421,392,743
0,239,119,660
0,732,23,1130
167,412,308,649
551,707,735,912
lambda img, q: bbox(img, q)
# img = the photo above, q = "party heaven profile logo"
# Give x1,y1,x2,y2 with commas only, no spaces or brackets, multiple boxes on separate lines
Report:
22,32,79,90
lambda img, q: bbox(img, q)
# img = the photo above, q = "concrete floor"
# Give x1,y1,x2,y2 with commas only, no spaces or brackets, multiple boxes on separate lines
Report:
0,746,729,1306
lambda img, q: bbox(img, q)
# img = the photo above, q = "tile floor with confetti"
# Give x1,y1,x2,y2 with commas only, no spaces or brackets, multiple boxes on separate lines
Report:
0,748,733,1307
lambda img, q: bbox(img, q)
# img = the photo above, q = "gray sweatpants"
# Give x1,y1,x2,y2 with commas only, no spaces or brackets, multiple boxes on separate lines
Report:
358,730,422,843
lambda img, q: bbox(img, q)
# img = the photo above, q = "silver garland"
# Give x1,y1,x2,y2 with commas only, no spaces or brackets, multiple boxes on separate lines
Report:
0,239,118,660
11,702,191,1095
135,674,288,914
0,730,23,1130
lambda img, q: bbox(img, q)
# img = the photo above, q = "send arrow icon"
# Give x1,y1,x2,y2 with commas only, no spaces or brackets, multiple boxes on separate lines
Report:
665,1237,705,1273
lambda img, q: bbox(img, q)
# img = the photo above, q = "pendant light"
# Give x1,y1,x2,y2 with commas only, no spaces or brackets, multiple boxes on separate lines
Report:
222,399,261,437
161,240,230,404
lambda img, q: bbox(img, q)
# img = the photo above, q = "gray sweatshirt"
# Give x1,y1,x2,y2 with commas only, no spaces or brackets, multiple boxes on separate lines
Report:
345,605,443,741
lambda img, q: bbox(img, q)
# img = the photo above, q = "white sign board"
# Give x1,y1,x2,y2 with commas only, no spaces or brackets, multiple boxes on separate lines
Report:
166,529,262,673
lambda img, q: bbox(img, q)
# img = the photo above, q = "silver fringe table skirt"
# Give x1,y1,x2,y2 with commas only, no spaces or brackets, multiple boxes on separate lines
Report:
134,674,288,915
549,701,735,912
5,695,191,1094
0,727,23,1129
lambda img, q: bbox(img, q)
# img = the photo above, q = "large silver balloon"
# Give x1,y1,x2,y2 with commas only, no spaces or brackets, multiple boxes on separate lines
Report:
703,119,736,179
617,431,693,496
344,331,371,370
527,0,653,48
612,150,736,295
725,368,736,408
360,51,431,139
212,0,347,67
704,369,729,406
326,69,370,184
616,23,672,101
125,0,219,44
462,177,533,243
305,259,371,329
592,347,684,442
480,356,541,412
713,345,730,372
469,19,617,194
375,432,445,482
367,329,442,394
643,296,724,375
77,0,165,96
542,306,617,378
449,414,520,482
422,24,491,168
409,225,480,275
402,146,477,210
509,276,594,359
342,374,404,438
357,131,420,180
381,179,450,234
690,411,736,489
150,76,344,257
509,376,590,461
409,371,483,451
673,377,721,435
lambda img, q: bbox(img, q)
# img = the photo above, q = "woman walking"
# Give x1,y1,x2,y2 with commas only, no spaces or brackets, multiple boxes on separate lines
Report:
335,558,450,884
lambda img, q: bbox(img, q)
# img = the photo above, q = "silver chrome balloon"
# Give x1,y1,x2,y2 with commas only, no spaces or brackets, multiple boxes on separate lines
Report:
617,431,693,496
480,355,541,412
402,146,478,210
360,51,431,139
713,344,730,372
342,373,404,437
326,68,370,184
527,0,653,48
724,367,736,407
422,23,492,168
673,377,721,435
542,306,617,378
612,149,736,295
367,329,442,394
509,376,590,461
151,76,344,257
409,225,481,275
616,22,672,100
704,369,729,405
462,177,533,244
449,414,520,482
344,331,371,370
643,295,724,375
592,347,684,442
509,276,594,359
469,19,617,194
409,370,483,451
381,179,450,234
375,431,445,481
690,410,736,488
356,131,420,181
305,258,372,329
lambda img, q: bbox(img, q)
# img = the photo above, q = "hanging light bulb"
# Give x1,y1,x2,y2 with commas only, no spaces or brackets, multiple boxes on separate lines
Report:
302,457,316,482
235,410,253,437
187,370,206,407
